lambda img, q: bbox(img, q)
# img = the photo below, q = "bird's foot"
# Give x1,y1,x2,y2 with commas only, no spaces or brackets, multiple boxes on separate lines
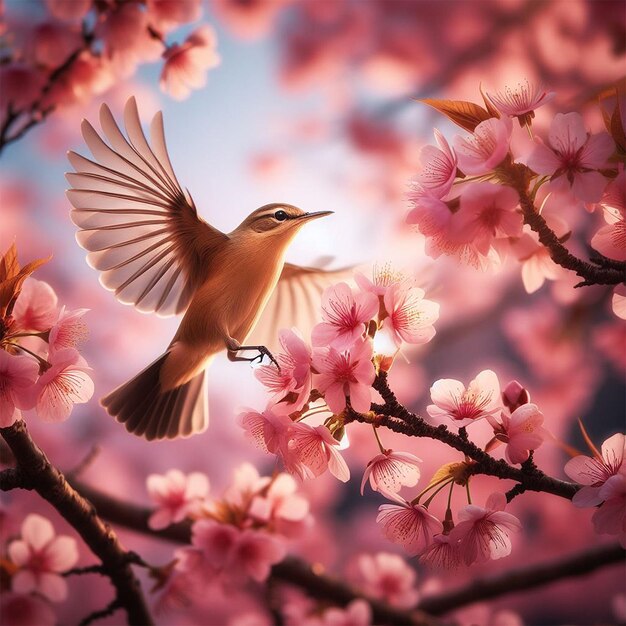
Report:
227,342,280,370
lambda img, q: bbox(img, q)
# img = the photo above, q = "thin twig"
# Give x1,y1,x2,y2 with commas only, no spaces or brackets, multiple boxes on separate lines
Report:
0,421,154,626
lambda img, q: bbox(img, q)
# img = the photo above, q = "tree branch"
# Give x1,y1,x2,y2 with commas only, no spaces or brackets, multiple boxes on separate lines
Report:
418,542,625,615
345,372,579,502
0,421,153,626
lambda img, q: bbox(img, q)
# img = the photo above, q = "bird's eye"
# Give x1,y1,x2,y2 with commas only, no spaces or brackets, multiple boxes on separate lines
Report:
274,210,288,221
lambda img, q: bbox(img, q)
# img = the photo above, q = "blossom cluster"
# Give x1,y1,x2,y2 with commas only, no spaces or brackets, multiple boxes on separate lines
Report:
0,513,79,626
240,266,440,483
407,80,624,317
149,464,311,613
0,245,94,427
0,0,219,142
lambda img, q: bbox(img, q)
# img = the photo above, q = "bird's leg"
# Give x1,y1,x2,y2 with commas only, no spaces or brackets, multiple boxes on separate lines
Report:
226,338,280,369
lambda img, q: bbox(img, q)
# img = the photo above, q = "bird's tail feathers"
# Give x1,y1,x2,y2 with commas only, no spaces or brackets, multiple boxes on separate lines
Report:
101,352,208,441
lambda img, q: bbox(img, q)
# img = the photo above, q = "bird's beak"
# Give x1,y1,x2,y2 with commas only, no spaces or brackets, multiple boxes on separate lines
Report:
298,210,334,222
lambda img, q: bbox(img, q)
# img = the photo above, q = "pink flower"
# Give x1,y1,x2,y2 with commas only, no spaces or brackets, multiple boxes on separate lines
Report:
0,593,56,626
613,284,626,321
34,348,94,422
190,519,239,571
160,26,220,100
526,112,614,203
146,469,209,530
48,307,88,351
382,283,439,348
255,328,312,414
238,406,293,456
354,552,419,608
249,473,310,538
564,432,625,507
312,338,375,414
453,183,523,254
453,117,512,175
12,279,58,332
486,80,555,127
312,283,378,351
501,380,531,412
45,0,92,21
376,492,443,556
419,534,462,569
487,404,547,465
416,129,458,198
30,22,83,69
354,263,406,298
591,172,626,261
0,64,46,116
8,514,78,602
360,450,422,495
229,529,287,582
592,474,626,547
286,423,350,482
427,369,501,427
146,0,202,31
449,492,521,566
321,599,372,626
211,0,290,40
0,351,38,427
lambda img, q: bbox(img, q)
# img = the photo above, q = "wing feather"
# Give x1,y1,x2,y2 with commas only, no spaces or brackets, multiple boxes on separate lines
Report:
67,97,228,317
247,263,355,350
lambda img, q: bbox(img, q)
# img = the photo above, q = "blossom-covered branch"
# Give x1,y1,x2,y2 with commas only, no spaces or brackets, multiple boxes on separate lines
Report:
0,420,153,626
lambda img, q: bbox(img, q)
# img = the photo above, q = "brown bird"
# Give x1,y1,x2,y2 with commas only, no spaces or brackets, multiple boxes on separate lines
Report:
66,97,344,441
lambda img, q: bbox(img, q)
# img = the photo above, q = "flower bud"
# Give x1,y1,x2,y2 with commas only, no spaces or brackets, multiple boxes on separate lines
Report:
502,380,530,411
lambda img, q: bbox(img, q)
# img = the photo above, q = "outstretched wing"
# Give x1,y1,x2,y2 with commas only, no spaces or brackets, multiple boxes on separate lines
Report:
247,262,355,350
66,97,228,317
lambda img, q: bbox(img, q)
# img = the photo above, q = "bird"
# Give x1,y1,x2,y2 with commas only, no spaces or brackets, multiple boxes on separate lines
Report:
66,97,346,441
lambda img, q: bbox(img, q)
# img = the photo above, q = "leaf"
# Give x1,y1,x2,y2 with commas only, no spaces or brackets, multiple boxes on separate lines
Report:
423,461,468,491
0,243,19,282
479,83,501,119
577,418,601,459
418,98,493,132
0,255,51,317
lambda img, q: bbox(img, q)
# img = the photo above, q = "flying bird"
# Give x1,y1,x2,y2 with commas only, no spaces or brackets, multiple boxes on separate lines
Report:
66,97,344,441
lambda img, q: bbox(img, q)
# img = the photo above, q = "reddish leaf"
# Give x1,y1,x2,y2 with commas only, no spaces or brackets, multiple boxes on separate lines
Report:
0,255,51,317
0,243,20,282
418,98,493,132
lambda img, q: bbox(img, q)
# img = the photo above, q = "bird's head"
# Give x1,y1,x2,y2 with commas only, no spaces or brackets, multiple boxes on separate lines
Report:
234,204,333,241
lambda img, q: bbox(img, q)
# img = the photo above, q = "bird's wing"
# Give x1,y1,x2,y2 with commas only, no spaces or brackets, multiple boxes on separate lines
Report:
247,262,355,350
66,97,228,317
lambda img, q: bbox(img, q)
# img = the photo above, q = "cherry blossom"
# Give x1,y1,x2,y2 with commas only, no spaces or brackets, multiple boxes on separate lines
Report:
486,404,547,464
376,492,443,556
419,533,462,569
486,80,555,127
30,22,83,69
312,338,375,414
354,552,419,608
285,422,350,482
453,117,512,175
255,328,312,414
427,369,501,427
146,469,209,530
160,26,221,100
222,462,271,509
0,64,46,118
613,284,626,320
526,112,614,203
48,307,88,351
34,348,94,422
564,432,625,507
360,450,422,495
449,492,521,566
416,129,458,198
8,514,78,602
592,474,626,547
44,0,92,22
238,406,293,456
229,529,287,582
501,380,531,412
311,283,378,351
12,279,58,332
0,351,38,427
354,263,406,298
0,593,56,626
591,171,626,261
452,183,523,255
321,599,372,626
382,283,439,348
